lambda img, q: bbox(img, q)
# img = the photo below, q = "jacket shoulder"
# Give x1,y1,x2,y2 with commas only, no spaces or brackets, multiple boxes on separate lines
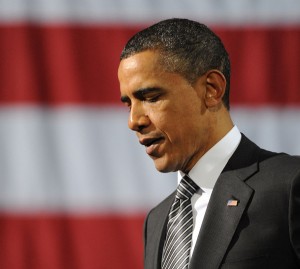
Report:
260,153,300,171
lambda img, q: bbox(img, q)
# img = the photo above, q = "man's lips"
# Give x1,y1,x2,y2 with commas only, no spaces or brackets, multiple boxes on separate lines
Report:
139,137,164,148
140,137,164,155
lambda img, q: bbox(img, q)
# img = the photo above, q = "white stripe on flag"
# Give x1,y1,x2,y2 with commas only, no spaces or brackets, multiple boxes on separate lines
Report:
0,106,299,213
0,0,299,24
0,106,176,213
232,107,300,154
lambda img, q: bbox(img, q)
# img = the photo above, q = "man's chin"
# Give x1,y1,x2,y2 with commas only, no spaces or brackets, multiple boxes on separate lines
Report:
153,159,178,173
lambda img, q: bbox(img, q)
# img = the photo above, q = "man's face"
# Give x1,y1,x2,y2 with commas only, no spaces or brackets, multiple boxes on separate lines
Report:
118,50,214,173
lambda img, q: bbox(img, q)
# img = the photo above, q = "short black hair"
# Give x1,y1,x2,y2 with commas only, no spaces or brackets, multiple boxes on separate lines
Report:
120,18,231,110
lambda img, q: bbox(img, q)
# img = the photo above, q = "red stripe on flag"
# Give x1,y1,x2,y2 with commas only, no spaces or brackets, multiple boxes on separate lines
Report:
0,213,145,269
218,27,300,106
0,24,300,106
0,24,141,105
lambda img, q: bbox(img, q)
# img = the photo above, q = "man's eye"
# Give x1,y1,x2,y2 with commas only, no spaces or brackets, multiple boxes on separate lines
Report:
146,95,160,102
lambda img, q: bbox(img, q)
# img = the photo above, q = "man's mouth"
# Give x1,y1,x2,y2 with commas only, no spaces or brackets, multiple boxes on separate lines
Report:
140,137,163,147
139,137,164,155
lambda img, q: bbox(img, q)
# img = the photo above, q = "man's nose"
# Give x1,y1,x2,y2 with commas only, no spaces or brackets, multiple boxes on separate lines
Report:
128,104,150,132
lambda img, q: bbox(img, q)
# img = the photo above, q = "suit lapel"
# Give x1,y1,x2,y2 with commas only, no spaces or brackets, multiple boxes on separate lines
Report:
145,192,174,269
147,135,274,269
189,162,258,269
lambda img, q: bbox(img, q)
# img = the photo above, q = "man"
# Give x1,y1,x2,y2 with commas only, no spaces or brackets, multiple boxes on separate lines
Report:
118,18,300,268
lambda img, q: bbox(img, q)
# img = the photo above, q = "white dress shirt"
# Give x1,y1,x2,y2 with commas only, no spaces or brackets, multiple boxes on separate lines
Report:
178,126,241,258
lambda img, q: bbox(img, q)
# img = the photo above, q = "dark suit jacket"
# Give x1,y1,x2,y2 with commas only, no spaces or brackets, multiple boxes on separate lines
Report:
144,135,300,268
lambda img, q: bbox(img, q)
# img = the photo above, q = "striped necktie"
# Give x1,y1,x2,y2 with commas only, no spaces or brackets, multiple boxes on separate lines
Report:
161,175,199,269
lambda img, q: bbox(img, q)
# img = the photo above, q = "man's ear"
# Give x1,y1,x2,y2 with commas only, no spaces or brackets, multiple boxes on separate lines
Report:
204,70,226,108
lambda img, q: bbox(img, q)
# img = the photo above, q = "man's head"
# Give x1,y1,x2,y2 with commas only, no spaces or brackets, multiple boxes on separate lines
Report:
120,18,231,110
118,18,233,173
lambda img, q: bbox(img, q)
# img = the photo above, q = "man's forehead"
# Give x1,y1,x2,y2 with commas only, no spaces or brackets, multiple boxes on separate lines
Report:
121,50,163,66
119,51,166,80
119,55,140,70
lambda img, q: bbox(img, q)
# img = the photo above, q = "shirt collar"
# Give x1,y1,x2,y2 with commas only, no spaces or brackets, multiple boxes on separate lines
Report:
178,126,241,189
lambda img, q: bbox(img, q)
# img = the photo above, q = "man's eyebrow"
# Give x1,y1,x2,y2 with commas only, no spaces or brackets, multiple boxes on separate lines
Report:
120,87,162,103
134,87,162,99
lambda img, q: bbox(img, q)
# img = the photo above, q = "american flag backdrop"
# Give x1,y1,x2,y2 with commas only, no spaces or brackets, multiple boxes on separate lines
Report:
0,0,300,268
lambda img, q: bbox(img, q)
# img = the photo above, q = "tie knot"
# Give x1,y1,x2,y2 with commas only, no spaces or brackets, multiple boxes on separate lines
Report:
176,175,199,200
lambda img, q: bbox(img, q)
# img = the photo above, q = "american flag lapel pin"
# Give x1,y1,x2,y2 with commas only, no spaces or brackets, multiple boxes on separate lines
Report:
227,199,239,207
